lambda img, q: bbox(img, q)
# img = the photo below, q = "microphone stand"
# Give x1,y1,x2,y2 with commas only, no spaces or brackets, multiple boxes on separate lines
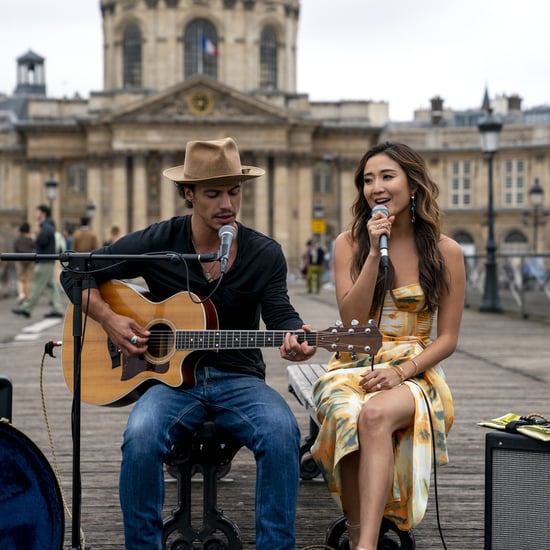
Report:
1,250,217,550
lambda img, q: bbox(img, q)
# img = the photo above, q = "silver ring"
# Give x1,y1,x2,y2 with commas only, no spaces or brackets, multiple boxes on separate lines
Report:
130,335,138,345
289,350,297,358
376,383,382,390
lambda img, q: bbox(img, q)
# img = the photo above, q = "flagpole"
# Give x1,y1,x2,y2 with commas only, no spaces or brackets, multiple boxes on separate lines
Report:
198,33,203,75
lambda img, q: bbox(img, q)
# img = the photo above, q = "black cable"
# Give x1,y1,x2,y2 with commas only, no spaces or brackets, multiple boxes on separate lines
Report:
410,378,449,549
371,264,389,370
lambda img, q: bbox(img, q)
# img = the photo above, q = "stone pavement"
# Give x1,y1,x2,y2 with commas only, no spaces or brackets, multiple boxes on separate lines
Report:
0,277,549,548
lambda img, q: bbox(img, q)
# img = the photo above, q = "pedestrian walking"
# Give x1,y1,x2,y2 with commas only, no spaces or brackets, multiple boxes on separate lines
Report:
12,205,64,319
306,237,325,293
13,222,36,303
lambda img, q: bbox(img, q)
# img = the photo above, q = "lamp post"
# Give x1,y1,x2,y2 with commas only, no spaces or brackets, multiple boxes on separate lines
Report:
44,175,59,212
478,109,503,313
524,178,546,253
86,200,97,221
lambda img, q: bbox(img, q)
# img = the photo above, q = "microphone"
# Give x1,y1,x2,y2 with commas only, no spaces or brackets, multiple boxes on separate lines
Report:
218,225,236,274
371,205,389,268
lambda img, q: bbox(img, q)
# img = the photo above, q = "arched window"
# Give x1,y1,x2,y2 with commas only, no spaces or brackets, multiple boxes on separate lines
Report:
505,230,528,243
502,229,528,255
453,231,474,244
184,19,218,79
259,26,277,89
123,24,142,88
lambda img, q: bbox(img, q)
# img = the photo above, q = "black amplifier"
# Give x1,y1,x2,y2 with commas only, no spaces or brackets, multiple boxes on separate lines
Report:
485,430,550,549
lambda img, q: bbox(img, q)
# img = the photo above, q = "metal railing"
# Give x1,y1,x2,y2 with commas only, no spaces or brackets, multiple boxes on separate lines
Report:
464,253,550,320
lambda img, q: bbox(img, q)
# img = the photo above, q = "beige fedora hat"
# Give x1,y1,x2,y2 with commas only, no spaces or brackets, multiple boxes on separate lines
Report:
163,137,264,184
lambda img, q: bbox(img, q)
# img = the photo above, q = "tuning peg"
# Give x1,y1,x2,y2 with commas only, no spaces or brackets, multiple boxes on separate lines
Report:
350,352,357,360
335,320,343,327
351,319,359,326
364,346,371,353
368,319,375,325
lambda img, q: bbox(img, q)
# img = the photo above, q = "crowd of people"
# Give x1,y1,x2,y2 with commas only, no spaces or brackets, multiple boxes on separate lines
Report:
11,205,64,319
9,210,120,318
8,137,464,550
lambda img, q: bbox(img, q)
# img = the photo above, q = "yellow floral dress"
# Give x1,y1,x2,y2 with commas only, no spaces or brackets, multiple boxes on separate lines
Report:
311,283,454,531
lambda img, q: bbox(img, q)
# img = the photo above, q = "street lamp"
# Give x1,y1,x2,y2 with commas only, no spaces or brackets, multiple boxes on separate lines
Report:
44,175,59,211
86,200,97,220
478,108,503,313
524,178,546,253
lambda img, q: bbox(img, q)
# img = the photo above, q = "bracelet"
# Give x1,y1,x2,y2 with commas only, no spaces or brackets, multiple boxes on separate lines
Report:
410,358,419,376
392,364,405,384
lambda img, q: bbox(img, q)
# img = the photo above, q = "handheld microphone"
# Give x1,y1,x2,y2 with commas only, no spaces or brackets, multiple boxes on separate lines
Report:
371,205,389,268
218,225,236,274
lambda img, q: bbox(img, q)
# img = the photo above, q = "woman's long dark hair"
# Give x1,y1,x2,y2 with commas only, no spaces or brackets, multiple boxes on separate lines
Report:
350,141,448,313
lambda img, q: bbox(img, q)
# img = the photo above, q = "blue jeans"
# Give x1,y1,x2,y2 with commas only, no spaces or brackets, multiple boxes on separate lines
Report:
119,367,300,549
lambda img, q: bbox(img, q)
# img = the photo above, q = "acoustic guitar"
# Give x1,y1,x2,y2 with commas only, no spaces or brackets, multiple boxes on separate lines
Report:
62,280,382,407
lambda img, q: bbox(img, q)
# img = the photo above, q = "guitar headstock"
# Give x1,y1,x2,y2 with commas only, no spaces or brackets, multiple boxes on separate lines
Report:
316,320,382,356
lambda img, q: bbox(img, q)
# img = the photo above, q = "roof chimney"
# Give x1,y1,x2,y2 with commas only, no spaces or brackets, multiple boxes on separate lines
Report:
430,96,444,125
507,94,522,113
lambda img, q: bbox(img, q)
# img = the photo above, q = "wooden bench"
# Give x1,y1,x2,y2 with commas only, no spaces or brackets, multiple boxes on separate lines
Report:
287,363,326,480
287,363,416,550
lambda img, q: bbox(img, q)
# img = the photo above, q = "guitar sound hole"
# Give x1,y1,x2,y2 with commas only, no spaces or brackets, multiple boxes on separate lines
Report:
147,322,174,360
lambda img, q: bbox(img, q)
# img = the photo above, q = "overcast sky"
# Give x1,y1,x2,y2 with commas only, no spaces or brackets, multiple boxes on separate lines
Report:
1,0,549,121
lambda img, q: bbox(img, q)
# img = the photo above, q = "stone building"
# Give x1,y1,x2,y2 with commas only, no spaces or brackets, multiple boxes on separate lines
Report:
384,95,550,261
0,0,548,283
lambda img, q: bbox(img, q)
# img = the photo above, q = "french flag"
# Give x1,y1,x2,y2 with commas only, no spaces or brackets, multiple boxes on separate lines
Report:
202,35,218,57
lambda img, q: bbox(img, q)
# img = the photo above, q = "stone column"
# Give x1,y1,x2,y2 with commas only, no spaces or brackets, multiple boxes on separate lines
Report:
26,164,45,221
132,154,147,231
252,153,270,235
112,155,128,234
272,156,291,253
87,159,104,241
340,158,354,231
160,153,178,220
296,157,314,266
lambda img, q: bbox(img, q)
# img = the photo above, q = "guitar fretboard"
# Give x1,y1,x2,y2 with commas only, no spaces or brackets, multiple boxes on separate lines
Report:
175,330,318,350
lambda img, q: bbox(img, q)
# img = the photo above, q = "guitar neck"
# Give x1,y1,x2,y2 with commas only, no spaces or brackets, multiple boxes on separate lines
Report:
175,330,317,351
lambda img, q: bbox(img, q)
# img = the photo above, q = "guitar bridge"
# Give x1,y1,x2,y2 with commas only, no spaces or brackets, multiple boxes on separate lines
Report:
107,339,121,370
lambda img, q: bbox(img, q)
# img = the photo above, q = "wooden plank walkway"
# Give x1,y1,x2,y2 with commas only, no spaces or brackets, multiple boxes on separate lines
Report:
1,281,549,549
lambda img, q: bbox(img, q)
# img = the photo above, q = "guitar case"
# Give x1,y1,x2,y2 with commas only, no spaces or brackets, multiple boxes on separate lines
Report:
0,420,64,549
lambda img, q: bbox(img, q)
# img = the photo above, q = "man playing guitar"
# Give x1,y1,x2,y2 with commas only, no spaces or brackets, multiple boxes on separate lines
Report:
60,137,316,549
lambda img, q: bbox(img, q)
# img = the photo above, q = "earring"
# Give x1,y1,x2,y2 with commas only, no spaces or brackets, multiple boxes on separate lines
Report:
410,195,416,223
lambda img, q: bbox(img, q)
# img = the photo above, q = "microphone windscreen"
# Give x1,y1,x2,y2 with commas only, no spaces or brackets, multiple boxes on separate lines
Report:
371,204,389,217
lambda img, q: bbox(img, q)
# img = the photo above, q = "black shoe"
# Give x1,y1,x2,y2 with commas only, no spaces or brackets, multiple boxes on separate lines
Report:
12,308,30,318
44,311,63,318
